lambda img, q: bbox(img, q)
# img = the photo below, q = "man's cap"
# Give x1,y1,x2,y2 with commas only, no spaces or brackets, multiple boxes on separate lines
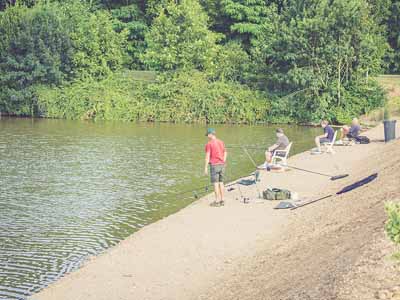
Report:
276,128,284,134
205,128,216,136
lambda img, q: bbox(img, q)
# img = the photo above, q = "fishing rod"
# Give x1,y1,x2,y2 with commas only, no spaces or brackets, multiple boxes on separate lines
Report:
227,145,266,150
241,147,262,198
286,165,349,181
290,173,378,210
175,184,211,199
173,175,241,200
241,143,348,181
290,195,333,210
173,147,263,201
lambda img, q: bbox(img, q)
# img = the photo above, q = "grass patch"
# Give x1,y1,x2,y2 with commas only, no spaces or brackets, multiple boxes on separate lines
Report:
128,71,157,82
385,201,400,259
392,252,400,261
376,75,400,91
361,75,400,124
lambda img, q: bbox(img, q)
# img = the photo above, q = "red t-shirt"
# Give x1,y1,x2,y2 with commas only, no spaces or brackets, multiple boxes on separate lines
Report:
205,139,226,165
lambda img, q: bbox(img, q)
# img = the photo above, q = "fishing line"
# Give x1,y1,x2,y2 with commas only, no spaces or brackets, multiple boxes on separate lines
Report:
235,139,348,181
173,146,262,201
227,145,266,150
241,144,348,181
242,147,259,168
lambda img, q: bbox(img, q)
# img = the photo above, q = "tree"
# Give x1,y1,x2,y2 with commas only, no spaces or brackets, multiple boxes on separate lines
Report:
142,0,219,71
0,1,126,115
218,0,274,48
61,1,127,80
252,0,387,121
0,4,72,114
386,0,400,73
0,0,35,11
111,4,148,69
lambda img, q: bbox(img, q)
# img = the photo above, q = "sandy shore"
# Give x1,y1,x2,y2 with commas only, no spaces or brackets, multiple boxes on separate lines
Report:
32,123,400,300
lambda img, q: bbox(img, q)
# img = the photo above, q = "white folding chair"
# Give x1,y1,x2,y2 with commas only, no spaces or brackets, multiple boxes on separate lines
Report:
323,131,337,154
272,142,293,165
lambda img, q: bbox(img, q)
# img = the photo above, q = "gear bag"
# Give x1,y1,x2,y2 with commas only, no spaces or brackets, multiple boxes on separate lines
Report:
355,135,370,144
263,188,291,200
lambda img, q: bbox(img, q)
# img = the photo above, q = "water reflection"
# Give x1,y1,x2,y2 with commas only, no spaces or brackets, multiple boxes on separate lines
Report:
0,118,319,300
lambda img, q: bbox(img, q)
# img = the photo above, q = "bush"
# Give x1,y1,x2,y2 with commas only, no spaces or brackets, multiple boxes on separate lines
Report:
37,67,384,124
148,71,269,123
37,70,270,124
331,80,386,124
385,202,400,246
36,71,147,120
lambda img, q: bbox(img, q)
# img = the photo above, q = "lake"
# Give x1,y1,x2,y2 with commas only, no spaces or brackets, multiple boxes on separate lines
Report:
0,118,320,300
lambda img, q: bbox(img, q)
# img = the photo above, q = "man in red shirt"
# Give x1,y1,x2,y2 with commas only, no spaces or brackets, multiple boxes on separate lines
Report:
204,128,227,207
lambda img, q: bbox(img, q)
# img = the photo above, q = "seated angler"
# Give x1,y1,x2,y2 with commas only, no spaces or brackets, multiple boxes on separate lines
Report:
339,118,361,142
314,120,334,154
264,128,290,168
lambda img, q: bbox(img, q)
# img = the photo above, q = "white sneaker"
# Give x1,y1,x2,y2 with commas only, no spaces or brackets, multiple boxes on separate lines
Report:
311,150,323,155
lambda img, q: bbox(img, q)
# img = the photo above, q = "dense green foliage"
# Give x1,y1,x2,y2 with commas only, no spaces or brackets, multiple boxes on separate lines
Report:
385,0,400,73
0,0,399,123
250,0,388,121
110,4,148,68
37,70,269,123
142,0,219,71
385,202,400,247
0,1,125,115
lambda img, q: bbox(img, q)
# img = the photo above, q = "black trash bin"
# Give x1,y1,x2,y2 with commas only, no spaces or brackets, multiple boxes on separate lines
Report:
383,120,396,142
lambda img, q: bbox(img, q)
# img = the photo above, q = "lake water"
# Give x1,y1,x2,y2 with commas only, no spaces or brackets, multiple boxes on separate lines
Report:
0,118,320,300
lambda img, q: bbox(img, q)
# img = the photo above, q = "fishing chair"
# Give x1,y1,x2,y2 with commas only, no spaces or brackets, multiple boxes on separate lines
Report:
271,142,293,166
322,131,337,154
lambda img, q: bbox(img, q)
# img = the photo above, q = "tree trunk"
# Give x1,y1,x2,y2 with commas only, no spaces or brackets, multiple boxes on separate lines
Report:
338,60,341,106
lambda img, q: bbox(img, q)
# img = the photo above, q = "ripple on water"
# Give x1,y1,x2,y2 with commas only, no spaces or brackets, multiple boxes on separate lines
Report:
0,119,320,300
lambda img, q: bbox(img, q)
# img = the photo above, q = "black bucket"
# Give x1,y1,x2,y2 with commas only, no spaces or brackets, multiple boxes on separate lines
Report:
383,120,397,142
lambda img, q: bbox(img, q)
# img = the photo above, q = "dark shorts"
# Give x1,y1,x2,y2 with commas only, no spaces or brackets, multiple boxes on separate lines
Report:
320,137,330,144
271,150,285,157
346,133,357,139
210,164,225,183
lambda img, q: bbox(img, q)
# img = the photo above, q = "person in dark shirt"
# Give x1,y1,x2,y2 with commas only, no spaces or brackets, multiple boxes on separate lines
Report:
339,118,361,141
314,120,334,154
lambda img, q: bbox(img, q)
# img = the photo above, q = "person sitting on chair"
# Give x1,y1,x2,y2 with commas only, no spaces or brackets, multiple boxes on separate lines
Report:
264,128,289,167
314,120,334,154
339,118,360,141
